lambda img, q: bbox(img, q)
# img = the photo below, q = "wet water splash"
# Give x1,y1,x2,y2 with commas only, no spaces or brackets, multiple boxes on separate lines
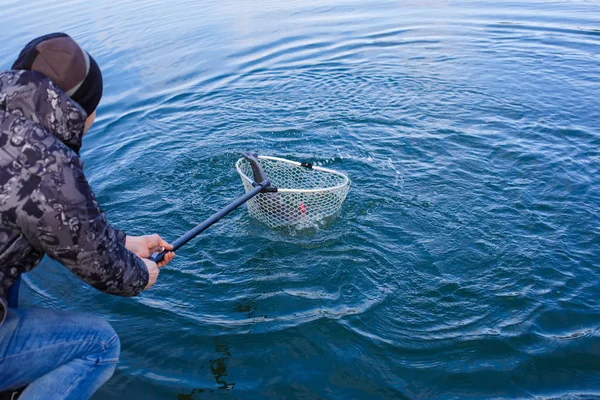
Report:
5,0,600,398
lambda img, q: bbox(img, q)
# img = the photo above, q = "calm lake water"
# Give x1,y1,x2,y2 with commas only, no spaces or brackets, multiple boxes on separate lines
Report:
3,0,599,398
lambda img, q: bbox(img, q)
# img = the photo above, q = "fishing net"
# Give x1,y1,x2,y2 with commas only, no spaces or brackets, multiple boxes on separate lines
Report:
236,156,350,228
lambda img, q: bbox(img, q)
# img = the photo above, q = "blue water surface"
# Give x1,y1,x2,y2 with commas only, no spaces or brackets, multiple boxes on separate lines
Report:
2,0,600,398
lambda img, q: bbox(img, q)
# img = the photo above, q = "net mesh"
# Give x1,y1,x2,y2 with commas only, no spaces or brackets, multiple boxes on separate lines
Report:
236,157,350,229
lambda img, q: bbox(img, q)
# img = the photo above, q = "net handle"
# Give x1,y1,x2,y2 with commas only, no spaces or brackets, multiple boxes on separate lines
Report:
149,153,272,263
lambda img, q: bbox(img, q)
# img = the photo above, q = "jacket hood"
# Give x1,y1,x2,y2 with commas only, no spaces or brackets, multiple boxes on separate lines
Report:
0,70,86,153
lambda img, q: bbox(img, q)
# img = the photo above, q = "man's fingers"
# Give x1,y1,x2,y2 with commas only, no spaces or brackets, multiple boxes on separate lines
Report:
152,245,165,253
158,252,175,267
158,237,174,250
149,234,173,249
146,234,173,251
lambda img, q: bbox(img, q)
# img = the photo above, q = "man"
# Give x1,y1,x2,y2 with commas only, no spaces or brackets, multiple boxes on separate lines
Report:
0,33,175,399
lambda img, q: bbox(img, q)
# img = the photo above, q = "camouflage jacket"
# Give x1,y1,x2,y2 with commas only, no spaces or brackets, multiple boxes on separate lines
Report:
0,70,149,324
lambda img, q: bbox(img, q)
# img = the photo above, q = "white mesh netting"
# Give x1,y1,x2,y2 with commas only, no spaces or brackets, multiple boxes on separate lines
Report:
236,156,350,229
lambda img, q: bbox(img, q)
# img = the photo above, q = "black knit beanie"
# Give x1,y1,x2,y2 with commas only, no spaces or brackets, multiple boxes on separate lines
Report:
12,32,103,116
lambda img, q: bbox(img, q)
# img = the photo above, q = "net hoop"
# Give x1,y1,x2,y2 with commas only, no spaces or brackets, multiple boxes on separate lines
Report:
236,156,349,193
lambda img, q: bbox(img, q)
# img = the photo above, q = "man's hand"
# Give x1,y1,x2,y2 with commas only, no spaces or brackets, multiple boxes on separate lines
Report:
125,234,175,267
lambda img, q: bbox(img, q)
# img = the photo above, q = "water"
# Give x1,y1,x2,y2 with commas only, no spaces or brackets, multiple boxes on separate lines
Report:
3,0,600,398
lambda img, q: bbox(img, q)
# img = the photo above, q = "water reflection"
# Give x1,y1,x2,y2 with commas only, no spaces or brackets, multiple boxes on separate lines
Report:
177,337,235,398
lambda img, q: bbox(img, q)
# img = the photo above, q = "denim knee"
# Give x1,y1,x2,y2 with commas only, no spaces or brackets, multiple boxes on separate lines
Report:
83,315,121,365
96,320,120,365
102,330,121,365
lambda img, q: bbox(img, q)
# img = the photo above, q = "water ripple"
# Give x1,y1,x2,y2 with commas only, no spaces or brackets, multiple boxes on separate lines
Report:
10,0,600,397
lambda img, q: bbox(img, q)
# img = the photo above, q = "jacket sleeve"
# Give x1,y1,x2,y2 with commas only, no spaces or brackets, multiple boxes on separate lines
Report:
15,146,149,297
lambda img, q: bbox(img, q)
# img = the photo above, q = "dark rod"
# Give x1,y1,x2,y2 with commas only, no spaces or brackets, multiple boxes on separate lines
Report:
149,180,269,263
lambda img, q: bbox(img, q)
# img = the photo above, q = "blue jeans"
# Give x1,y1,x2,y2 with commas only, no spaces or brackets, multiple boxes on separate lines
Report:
0,308,120,399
